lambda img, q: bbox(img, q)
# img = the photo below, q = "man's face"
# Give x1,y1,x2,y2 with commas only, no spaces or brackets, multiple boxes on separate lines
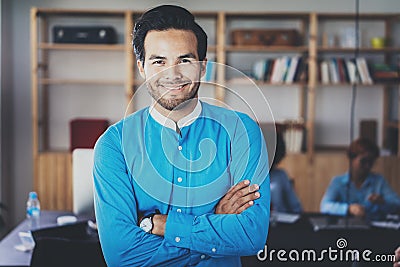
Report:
137,29,206,111
351,151,376,180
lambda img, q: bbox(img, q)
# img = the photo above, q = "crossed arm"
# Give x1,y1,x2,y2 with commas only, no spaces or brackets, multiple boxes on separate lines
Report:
151,180,260,236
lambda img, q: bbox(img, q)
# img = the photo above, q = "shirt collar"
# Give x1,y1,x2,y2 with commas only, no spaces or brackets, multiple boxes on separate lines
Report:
343,172,373,187
149,100,202,131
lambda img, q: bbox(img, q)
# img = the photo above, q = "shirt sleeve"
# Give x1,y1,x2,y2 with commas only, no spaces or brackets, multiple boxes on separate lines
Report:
320,177,349,216
93,125,193,267
164,115,270,256
281,172,303,213
366,176,400,217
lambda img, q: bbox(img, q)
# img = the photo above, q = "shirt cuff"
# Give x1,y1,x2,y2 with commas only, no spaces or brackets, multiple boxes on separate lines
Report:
340,203,349,216
165,210,195,249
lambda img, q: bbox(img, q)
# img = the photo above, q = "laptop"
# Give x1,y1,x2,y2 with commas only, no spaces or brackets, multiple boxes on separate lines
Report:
309,216,370,231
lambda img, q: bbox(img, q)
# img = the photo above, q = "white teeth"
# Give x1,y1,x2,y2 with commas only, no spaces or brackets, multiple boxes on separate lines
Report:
164,84,186,90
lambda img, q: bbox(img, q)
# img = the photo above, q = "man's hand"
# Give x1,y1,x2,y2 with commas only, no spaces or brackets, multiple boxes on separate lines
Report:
215,180,260,214
393,246,400,267
152,214,167,236
348,203,365,217
368,193,385,205
145,180,261,237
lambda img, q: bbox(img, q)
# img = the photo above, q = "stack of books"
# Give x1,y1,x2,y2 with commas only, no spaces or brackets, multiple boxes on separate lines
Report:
319,57,373,85
252,56,307,84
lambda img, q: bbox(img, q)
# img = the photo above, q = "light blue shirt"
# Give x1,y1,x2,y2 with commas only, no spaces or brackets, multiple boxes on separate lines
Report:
320,172,400,220
93,101,270,267
270,168,302,213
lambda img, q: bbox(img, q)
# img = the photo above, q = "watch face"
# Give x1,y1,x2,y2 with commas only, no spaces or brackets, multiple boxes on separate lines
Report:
140,217,153,233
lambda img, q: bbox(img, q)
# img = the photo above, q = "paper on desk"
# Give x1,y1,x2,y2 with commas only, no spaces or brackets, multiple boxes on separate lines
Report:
370,221,400,230
271,212,300,224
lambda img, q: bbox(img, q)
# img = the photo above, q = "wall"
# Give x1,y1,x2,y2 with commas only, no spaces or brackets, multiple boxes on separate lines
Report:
1,0,400,228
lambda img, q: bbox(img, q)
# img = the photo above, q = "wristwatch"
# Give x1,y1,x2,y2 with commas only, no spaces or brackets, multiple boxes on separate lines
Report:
139,213,156,234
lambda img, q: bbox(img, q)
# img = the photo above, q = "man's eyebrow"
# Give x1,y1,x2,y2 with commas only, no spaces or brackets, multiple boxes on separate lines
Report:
148,55,166,61
179,53,196,59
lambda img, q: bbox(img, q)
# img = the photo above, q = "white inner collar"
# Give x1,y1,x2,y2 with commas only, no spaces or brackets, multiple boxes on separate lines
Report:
149,101,202,131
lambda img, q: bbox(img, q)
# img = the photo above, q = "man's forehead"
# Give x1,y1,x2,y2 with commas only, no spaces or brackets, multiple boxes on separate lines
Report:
143,29,198,56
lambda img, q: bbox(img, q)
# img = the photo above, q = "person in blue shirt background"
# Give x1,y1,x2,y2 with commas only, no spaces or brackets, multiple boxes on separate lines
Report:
93,5,270,267
270,132,302,213
320,137,400,220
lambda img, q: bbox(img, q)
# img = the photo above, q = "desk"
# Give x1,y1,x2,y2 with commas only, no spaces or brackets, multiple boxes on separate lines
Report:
0,211,72,266
1,212,398,267
242,213,400,267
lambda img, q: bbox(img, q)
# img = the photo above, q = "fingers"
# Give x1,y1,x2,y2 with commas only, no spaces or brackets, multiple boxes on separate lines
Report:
215,180,261,214
224,180,251,200
231,190,260,211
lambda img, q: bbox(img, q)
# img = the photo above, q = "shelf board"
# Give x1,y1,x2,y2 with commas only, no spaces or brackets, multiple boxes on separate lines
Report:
317,13,400,20
224,79,307,87
38,150,71,155
207,45,217,52
226,45,309,53
317,82,399,87
36,8,127,17
225,12,310,19
39,43,126,51
39,78,125,86
317,47,400,53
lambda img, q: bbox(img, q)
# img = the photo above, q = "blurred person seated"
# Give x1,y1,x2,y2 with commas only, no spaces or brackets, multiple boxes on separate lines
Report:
320,138,400,220
270,132,302,213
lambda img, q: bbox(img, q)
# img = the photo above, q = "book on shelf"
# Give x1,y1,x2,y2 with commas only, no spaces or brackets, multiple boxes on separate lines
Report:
328,59,339,84
202,59,216,82
356,57,373,85
285,56,300,84
370,63,400,83
319,57,374,85
252,56,304,84
282,119,304,153
320,60,330,84
345,59,359,84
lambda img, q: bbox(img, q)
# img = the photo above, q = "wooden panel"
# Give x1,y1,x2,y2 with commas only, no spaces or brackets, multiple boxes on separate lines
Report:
36,152,72,211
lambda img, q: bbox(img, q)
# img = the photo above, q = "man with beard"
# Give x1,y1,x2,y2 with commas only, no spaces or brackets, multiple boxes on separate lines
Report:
93,5,270,266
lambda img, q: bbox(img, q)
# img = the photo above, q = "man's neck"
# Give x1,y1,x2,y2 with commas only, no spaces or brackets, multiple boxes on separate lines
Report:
154,98,198,123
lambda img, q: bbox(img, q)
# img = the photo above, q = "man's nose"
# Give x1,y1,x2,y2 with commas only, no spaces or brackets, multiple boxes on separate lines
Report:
164,65,182,80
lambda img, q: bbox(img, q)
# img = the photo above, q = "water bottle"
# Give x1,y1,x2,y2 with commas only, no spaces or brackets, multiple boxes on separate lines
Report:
26,191,41,219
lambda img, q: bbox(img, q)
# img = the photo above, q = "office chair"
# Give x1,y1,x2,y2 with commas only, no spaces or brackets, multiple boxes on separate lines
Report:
30,222,106,267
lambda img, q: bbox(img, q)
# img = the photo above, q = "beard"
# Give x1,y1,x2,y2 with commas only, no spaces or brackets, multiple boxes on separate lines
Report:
148,81,200,111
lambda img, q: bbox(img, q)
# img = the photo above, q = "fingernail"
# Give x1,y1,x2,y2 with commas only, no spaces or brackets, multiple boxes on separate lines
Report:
255,192,260,197
244,180,250,185
249,201,254,205
251,184,259,191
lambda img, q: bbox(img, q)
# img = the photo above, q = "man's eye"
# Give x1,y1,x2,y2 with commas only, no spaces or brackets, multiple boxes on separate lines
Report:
180,59,192,64
152,60,164,65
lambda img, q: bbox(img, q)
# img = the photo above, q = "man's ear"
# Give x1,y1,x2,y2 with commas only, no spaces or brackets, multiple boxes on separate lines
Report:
200,58,207,78
137,60,146,79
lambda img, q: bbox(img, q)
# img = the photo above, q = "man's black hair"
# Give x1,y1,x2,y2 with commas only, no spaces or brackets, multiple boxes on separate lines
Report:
271,132,286,170
132,5,208,63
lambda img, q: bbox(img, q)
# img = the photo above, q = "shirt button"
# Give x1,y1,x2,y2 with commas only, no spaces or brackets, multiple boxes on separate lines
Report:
177,208,182,213
212,248,216,253
177,177,183,183
178,145,182,151
175,237,181,243
201,255,206,259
